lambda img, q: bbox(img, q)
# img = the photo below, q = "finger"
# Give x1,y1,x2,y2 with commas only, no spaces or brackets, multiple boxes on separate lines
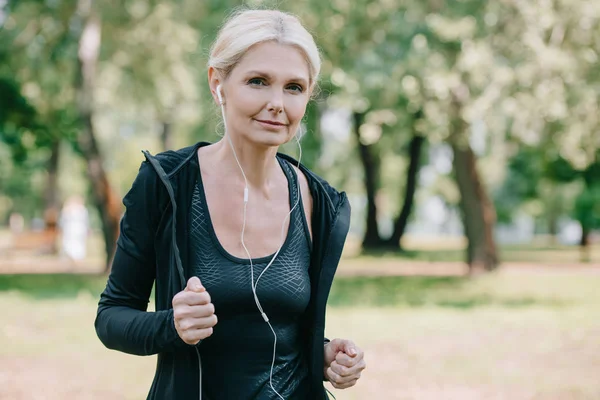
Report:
176,303,216,319
329,361,351,377
331,378,358,390
335,351,357,367
185,276,205,293
174,291,211,306
189,303,216,318
328,338,344,354
326,366,356,387
330,360,364,379
181,327,214,345
340,340,358,357
329,338,358,357
177,314,218,331
336,346,365,366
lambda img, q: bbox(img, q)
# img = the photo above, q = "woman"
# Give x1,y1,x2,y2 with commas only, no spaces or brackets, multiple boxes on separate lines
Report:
95,9,366,400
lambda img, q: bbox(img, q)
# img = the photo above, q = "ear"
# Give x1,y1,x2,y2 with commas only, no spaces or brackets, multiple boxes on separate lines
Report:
208,67,223,105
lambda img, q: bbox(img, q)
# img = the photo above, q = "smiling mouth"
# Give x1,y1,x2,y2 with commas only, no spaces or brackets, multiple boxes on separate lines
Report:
254,119,287,126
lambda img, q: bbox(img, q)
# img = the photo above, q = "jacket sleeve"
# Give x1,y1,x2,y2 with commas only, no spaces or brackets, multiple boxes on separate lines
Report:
94,161,187,356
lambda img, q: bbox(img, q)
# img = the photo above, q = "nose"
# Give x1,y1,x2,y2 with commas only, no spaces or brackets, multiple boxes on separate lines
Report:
267,88,283,114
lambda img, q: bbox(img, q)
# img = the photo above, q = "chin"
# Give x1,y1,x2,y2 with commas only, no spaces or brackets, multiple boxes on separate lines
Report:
248,129,292,148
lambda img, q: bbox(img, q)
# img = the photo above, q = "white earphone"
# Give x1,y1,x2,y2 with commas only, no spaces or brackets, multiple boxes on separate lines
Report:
217,87,302,399
216,84,224,105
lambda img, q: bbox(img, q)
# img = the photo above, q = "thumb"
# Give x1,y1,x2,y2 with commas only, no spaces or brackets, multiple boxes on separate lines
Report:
329,338,357,356
185,276,205,293
340,339,358,357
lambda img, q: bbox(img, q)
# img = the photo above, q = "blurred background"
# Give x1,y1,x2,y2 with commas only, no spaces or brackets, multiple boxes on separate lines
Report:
0,0,599,399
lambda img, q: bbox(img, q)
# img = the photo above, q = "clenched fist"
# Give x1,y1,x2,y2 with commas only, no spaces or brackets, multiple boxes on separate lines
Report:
172,276,218,345
323,338,366,389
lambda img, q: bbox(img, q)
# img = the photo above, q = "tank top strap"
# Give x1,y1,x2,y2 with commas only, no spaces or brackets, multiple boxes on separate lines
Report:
277,156,313,251
277,156,300,206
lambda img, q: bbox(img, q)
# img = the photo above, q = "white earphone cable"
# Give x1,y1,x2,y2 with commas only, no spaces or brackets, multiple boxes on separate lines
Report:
219,87,303,400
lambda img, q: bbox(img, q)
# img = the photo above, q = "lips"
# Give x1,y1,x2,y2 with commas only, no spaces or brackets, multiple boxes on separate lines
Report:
254,119,287,126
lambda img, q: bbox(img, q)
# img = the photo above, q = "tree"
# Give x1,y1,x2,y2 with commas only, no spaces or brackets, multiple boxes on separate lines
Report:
73,0,122,269
0,62,61,245
0,77,49,225
384,132,426,248
392,0,508,270
290,0,427,250
495,0,600,256
1,0,209,268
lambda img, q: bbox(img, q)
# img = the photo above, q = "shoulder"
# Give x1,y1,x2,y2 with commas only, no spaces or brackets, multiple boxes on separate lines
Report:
124,142,204,208
150,142,204,177
277,153,346,209
290,162,313,209
123,160,165,212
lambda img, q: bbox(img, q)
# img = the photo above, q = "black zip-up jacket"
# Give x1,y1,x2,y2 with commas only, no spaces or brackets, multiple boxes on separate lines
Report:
95,142,351,399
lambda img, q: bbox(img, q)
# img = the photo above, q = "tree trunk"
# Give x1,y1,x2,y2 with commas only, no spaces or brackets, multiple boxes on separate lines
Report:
75,0,121,271
579,225,591,263
384,134,425,249
547,213,559,246
448,86,498,272
43,138,61,254
452,142,499,271
353,111,383,249
160,120,172,151
546,185,560,246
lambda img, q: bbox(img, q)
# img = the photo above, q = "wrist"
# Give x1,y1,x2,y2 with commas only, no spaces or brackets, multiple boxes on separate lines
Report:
323,338,331,381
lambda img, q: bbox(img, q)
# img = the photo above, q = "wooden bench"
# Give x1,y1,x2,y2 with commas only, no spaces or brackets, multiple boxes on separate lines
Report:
1,229,58,257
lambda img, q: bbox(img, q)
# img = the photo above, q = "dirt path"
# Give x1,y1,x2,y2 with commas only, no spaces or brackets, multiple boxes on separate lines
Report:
2,312,599,400
1,258,600,399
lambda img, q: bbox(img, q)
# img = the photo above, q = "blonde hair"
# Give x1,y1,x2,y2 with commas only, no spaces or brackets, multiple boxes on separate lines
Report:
208,9,321,90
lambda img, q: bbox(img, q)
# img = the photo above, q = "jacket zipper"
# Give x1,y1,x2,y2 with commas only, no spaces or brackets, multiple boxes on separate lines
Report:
315,192,349,399
143,151,204,399
142,151,186,289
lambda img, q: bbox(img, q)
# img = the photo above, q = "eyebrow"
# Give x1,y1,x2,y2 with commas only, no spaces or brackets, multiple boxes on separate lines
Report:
245,70,309,86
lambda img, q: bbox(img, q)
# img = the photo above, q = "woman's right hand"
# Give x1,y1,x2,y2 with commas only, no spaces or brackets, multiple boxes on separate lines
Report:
172,276,218,345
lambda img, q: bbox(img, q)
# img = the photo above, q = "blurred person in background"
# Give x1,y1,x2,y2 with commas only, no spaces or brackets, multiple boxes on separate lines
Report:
59,194,89,261
94,8,366,400
9,212,25,235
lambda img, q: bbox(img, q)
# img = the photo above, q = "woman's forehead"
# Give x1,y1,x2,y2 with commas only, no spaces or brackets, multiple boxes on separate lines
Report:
233,42,310,81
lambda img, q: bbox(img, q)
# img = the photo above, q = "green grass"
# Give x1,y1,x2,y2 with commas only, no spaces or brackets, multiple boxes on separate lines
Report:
352,242,600,264
329,275,572,308
1,269,593,309
0,273,107,299
1,267,597,311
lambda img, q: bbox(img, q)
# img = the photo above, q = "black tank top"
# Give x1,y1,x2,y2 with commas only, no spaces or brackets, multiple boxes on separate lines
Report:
190,157,313,399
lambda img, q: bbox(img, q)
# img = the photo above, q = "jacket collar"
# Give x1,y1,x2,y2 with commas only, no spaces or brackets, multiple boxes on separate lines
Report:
144,141,345,214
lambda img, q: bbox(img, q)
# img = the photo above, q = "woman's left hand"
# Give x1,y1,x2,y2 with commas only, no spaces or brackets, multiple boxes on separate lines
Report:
323,338,366,389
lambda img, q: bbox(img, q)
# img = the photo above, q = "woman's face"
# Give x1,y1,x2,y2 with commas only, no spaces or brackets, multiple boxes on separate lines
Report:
210,41,312,148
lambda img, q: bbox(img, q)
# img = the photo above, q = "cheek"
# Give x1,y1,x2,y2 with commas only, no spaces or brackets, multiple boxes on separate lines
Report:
231,88,264,118
286,97,309,123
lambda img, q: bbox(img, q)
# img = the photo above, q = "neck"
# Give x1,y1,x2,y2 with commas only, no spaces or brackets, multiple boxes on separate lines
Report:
213,137,280,193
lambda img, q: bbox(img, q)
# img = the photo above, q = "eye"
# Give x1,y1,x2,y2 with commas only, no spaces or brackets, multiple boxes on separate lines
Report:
287,83,304,93
248,77,267,86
